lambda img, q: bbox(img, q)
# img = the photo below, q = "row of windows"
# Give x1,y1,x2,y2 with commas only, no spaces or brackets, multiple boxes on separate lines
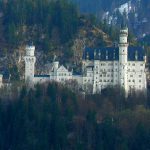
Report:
84,79,93,83
94,68,144,73
95,69,118,73
85,78,142,83
128,69,144,72
84,79,114,83
58,73,71,76
128,80,141,83
129,85,142,89
99,80,113,82
128,63,143,66
91,73,142,78
129,75,142,78
95,63,118,68
94,63,144,68
99,74,115,77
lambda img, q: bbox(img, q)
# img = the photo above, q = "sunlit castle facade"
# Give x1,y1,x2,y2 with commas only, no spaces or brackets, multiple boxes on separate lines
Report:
82,27,147,94
24,27,147,94
0,74,3,88
24,45,73,85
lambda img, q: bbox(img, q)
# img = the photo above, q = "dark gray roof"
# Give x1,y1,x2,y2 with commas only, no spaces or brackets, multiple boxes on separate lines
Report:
83,46,145,61
34,75,50,78
0,68,10,79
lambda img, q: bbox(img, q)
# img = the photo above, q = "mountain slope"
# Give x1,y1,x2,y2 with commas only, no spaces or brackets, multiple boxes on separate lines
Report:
72,0,150,38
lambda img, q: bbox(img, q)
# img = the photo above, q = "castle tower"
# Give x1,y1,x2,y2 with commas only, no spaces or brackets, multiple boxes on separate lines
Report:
24,44,36,83
119,27,129,93
0,74,3,88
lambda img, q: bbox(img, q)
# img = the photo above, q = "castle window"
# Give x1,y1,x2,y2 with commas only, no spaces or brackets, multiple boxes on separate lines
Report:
140,64,143,66
133,80,135,82
132,64,135,66
139,80,141,82
139,75,142,77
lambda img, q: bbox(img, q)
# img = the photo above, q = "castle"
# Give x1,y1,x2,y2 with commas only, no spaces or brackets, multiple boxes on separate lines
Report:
24,27,147,94
0,74,3,88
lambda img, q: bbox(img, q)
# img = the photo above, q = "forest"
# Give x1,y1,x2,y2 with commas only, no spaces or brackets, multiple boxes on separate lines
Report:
0,0,125,53
0,0,127,82
0,1,150,149
0,82,150,150
0,0,79,52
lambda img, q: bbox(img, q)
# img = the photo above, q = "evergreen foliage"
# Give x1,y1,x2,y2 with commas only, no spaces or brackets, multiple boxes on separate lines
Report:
0,83,150,149
0,0,79,51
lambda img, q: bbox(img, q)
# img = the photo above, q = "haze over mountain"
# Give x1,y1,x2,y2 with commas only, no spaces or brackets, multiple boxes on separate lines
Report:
72,0,150,38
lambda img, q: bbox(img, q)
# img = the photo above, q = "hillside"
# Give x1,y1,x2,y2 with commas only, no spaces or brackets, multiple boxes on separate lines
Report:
0,0,117,81
72,0,150,38
0,82,150,149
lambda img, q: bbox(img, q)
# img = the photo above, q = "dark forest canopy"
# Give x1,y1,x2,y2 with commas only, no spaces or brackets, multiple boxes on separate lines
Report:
0,0,127,53
0,82,150,149
0,0,79,50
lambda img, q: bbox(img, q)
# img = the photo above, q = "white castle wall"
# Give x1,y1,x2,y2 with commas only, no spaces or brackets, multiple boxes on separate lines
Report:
24,45,36,83
0,74,3,88
24,27,147,95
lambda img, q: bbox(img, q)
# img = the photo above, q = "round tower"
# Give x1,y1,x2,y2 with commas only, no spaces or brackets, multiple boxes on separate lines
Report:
53,61,59,71
119,27,129,92
0,74,3,88
24,44,36,83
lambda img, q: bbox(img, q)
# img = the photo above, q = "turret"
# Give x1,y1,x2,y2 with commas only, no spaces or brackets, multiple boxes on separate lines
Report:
24,44,36,83
26,45,35,56
53,61,59,71
119,27,128,44
0,74,3,88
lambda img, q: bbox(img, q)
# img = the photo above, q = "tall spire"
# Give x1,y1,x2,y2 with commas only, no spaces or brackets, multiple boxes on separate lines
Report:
121,9,128,29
